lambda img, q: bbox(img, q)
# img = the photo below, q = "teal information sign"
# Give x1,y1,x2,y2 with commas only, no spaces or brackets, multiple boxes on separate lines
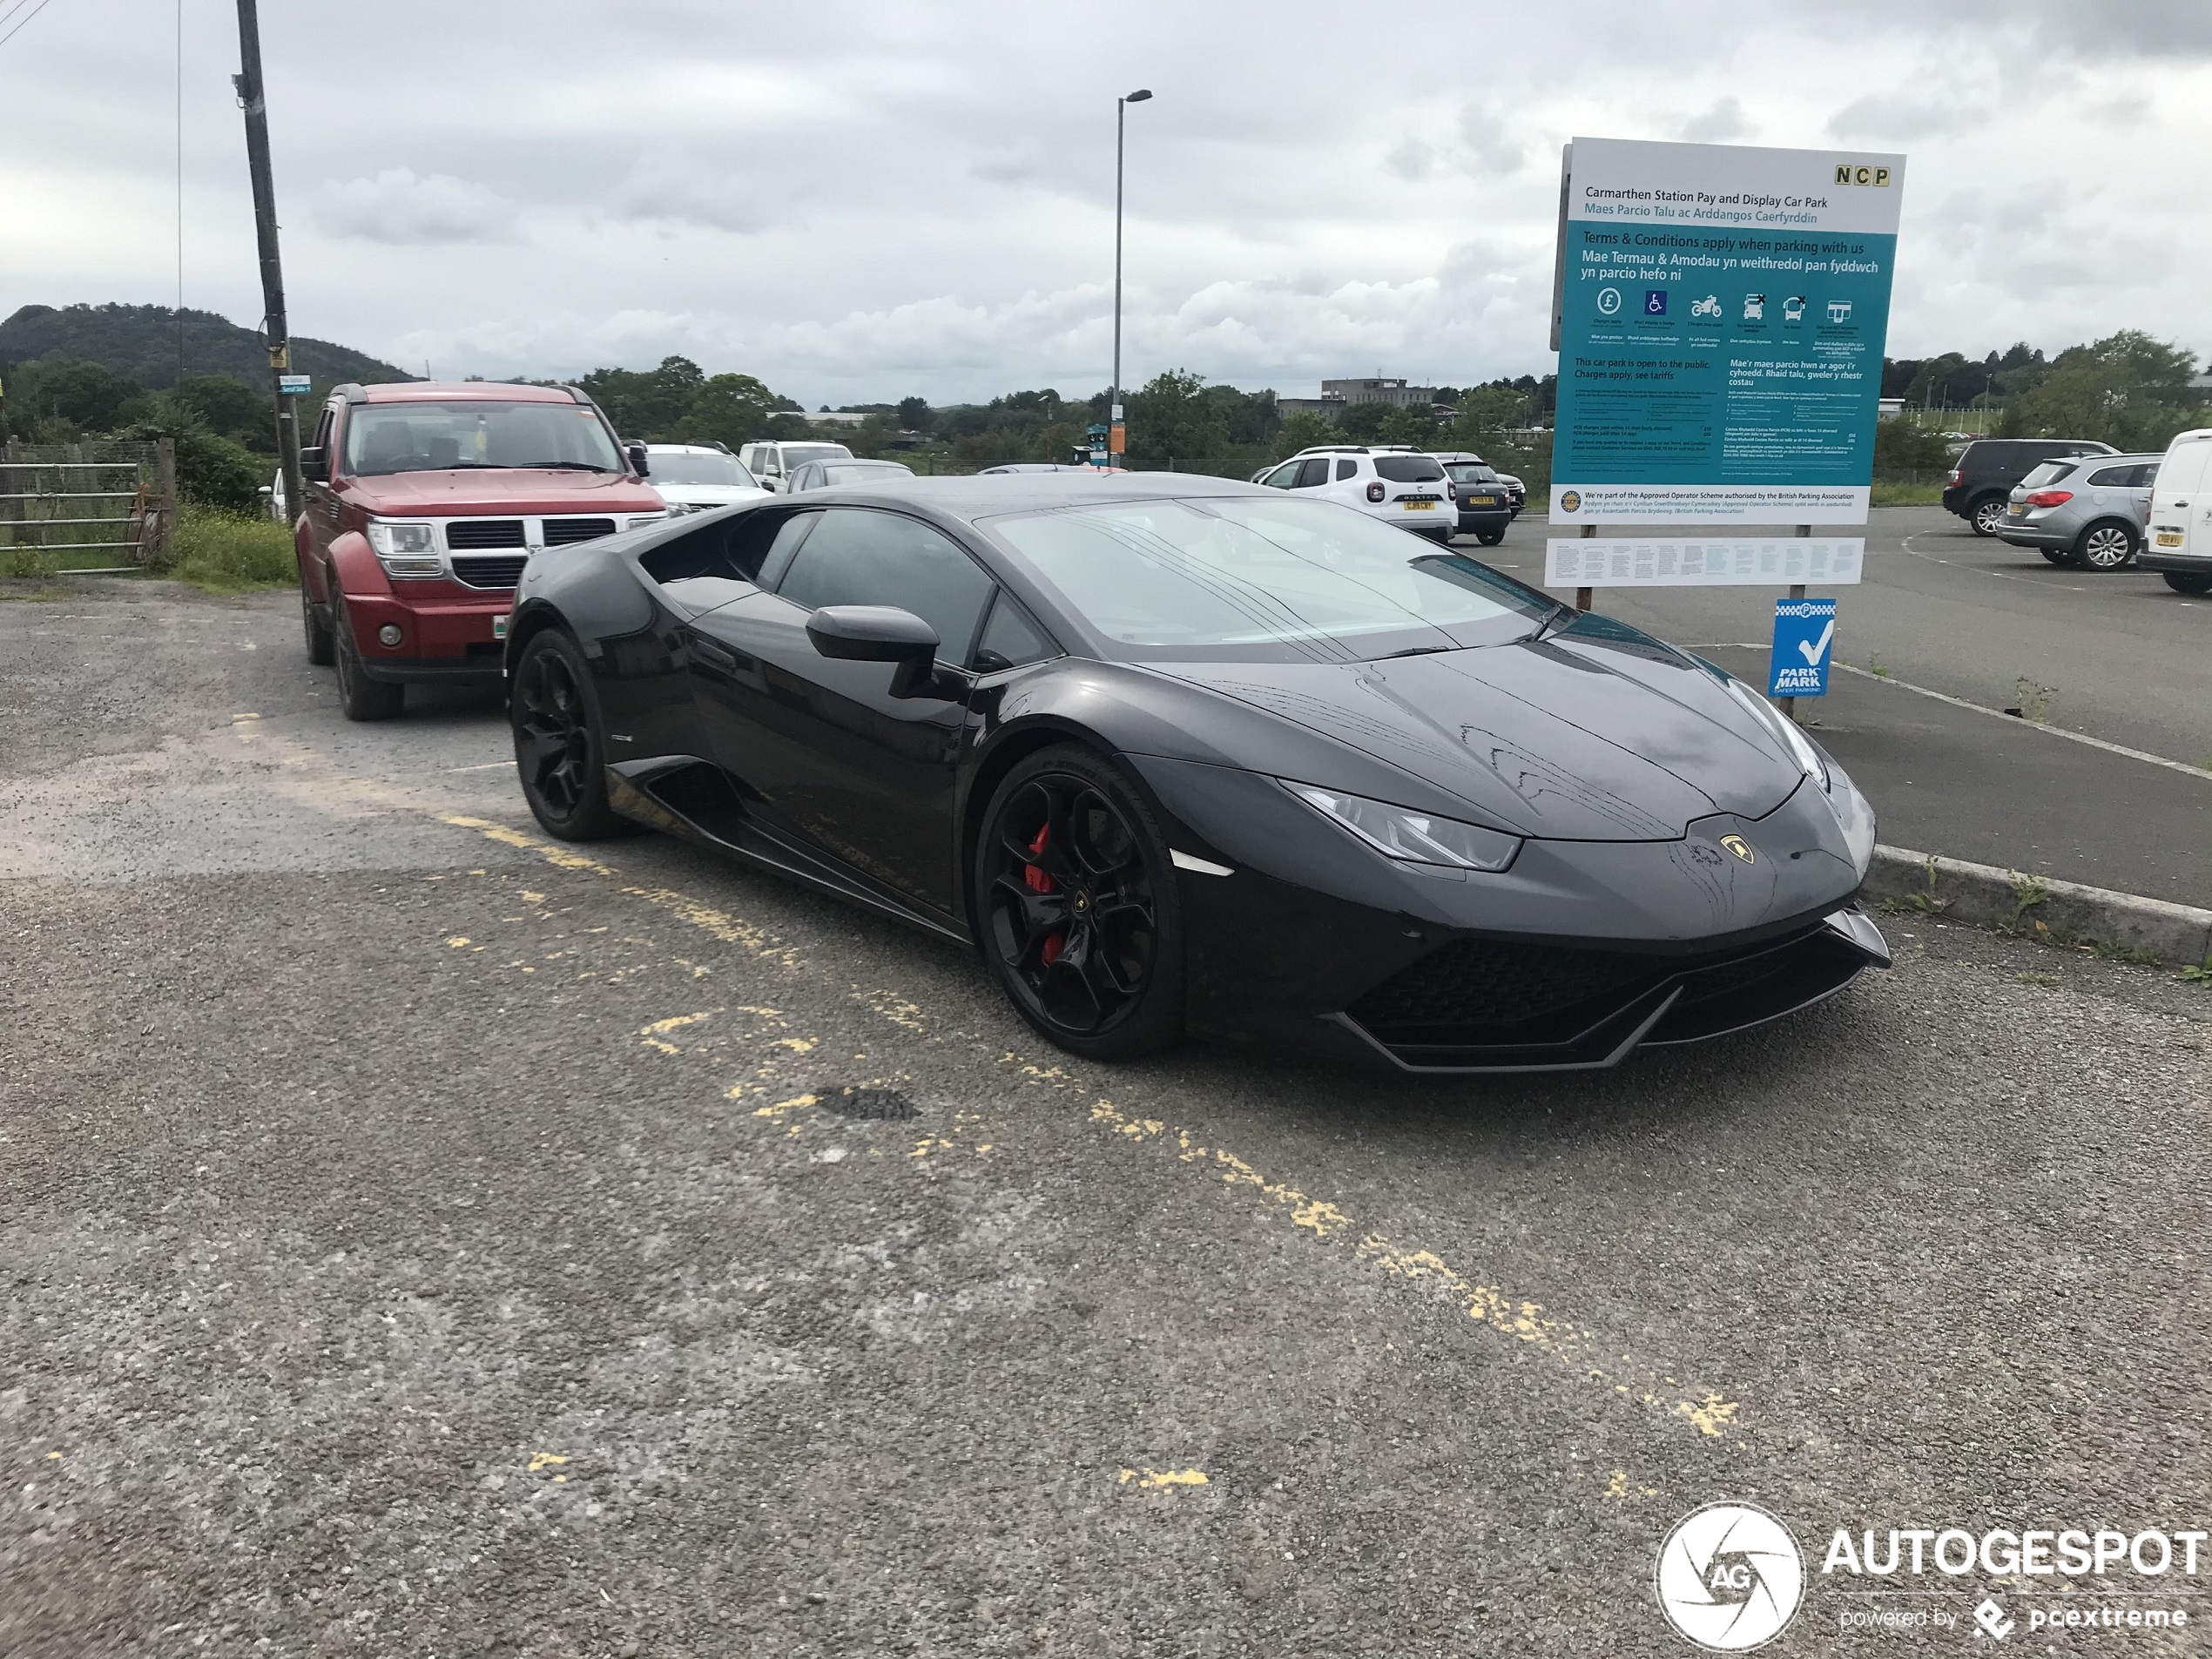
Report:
1550,138,1905,525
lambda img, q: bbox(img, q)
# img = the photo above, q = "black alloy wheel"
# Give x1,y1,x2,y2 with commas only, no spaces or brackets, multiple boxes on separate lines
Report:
2075,522,2137,571
332,595,403,721
1970,496,2007,536
511,629,631,840
301,582,334,665
977,745,1184,1061
2163,571,2212,595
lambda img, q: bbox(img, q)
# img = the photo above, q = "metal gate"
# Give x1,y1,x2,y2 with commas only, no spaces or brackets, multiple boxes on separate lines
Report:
0,439,177,574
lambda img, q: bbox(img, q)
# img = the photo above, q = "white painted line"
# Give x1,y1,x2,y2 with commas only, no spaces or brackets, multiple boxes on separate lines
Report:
1170,849,1235,877
441,761,513,772
1690,642,2212,785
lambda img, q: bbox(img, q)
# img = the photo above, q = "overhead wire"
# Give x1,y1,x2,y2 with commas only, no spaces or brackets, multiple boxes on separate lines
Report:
0,0,57,50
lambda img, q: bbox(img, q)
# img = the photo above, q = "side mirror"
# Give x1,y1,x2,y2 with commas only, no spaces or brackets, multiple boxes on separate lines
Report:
806,605,948,698
299,446,327,482
626,440,650,476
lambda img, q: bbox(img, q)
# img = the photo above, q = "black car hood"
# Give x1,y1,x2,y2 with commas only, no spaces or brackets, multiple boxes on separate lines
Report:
1151,624,1804,841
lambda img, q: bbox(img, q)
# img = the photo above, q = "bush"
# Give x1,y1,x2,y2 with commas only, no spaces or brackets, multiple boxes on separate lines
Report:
165,502,295,591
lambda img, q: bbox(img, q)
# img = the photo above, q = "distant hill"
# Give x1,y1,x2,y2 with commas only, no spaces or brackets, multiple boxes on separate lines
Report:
0,302,415,393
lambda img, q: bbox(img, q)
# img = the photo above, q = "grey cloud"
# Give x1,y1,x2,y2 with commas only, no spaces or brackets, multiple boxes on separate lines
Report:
1457,105,1524,176
1677,97,1750,144
610,154,765,234
1826,92,1986,141
317,170,520,245
1384,138,1434,181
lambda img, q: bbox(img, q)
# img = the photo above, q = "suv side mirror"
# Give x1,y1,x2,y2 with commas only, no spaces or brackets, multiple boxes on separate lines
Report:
299,446,327,482
626,440,650,476
806,604,951,699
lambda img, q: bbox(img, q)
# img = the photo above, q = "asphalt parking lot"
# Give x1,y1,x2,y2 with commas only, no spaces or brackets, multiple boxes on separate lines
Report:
3,581,2209,1656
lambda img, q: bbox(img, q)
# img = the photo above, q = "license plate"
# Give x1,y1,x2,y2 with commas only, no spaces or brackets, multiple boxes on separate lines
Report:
2158,532,2184,547
492,613,510,638
1467,496,1498,506
1405,500,1435,511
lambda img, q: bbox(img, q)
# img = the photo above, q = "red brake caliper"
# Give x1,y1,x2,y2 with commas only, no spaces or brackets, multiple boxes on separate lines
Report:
1025,824,1064,966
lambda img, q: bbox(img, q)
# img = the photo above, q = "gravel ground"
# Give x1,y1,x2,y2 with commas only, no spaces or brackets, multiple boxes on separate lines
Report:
3,579,2208,1657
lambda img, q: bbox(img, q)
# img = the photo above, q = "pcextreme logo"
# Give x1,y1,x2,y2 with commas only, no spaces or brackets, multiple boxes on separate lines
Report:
1833,163,1893,186
1656,1502,1805,1651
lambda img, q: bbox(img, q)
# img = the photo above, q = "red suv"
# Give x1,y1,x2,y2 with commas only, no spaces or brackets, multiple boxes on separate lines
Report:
293,381,665,718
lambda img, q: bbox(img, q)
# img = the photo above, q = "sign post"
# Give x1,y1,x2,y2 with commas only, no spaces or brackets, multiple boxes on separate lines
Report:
1543,136,1903,714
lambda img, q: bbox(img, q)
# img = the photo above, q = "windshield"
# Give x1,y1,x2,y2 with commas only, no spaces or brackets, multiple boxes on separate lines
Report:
649,450,754,486
823,462,914,485
341,401,624,477
1446,462,1500,485
987,496,1554,663
779,443,852,469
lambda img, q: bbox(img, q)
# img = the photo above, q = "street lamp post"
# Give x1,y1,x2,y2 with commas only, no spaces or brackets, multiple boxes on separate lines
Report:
1112,87,1151,469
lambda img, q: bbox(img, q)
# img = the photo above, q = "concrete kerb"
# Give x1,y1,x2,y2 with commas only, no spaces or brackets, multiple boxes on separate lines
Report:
1859,844,2212,968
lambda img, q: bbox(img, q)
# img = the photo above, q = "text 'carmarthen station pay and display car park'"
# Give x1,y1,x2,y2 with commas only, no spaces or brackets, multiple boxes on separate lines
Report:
4,12,2211,1657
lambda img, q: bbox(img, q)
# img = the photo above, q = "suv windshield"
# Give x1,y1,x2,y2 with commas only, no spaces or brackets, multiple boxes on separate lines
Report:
650,450,753,486
988,496,1553,663
1373,456,1446,483
343,401,623,476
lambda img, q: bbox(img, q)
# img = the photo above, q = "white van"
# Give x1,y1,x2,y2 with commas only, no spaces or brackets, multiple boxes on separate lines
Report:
737,439,855,493
2141,428,2212,595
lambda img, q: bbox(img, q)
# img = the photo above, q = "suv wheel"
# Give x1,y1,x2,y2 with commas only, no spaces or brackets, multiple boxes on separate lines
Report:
1970,496,2007,537
2074,522,2137,571
301,583,334,666
2162,572,2212,596
333,596,404,721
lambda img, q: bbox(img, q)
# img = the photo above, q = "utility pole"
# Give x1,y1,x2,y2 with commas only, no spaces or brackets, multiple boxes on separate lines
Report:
1111,87,1151,470
233,0,301,527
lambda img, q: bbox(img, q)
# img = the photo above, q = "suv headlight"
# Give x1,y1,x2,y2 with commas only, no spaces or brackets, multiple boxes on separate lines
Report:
627,511,670,529
365,519,442,577
1726,677,1829,789
1283,781,1521,872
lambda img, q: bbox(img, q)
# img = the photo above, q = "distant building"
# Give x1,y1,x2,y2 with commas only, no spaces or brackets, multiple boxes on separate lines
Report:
1277,378,1440,424
1877,398,1905,420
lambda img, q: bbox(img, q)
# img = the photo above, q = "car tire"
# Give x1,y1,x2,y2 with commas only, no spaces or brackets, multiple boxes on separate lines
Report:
1969,496,2007,536
974,743,1185,1062
2161,572,2212,595
1475,528,1506,547
2074,522,2138,571
301,581,334,666
332,595,404,721
2040,548,2068,565
510,627,634,840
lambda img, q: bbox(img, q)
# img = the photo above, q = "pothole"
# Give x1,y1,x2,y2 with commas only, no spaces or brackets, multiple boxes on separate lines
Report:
818,1085,919,1121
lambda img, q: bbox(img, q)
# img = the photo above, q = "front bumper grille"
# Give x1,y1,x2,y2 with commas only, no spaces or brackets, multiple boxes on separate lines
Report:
450,555,529,590
1341,915,1881,1069
448,519,527,550
544,516,617,545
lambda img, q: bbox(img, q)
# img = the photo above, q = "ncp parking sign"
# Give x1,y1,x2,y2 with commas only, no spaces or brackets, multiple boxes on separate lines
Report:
1769,597,1838,697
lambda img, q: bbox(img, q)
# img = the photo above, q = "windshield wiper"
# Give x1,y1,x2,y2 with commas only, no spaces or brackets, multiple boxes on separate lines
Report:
1379,644,1456,659
1527,602,1577,644
516,462,614,472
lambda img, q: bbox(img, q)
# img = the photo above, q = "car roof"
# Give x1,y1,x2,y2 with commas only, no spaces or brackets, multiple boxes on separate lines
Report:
359,381,578,404
781,469,1261,523
644,442,732,454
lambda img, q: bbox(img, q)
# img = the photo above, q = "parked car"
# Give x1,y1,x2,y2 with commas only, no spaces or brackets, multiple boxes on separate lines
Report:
261,466,287,522
293,381,664,720
1257,446,1454,543
787,457,917,492
642,442,770,516
2140,428,2212,595
1494,472,1527,515
980,463,1107,475
502,471,1885,1072
1942,437,2117,536
1994,452,2160,570
738,439,856,492
1430,452,1514,545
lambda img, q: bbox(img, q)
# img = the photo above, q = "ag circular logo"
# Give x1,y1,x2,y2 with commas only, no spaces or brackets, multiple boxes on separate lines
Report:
1559,489,1581,513
1655,1501,1804,1651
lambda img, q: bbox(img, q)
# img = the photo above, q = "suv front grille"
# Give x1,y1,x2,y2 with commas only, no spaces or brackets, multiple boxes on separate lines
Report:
447,519,527,550
450,555,529,590
544,517,617,545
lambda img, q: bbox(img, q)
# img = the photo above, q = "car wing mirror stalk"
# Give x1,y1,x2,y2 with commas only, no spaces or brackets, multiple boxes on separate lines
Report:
625,440,651,476
806,604,956,699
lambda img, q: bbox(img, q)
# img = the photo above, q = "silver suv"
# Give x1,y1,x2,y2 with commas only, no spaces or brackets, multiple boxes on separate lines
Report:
1995,452,2161,571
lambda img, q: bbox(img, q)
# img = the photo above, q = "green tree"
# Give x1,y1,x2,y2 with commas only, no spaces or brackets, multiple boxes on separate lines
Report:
115,395,265,511
896,395,932,431
1275,411,1338,455
675,372,779,449
1125,369,1231,462
2007,331,2202,450
1871,418,1952,480
577,355,707,437
173,374,272,452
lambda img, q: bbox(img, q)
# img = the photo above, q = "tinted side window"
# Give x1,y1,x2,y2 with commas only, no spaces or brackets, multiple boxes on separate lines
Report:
2087,465,2135,488
1262,462,1300,489
774,509,995,664
1294,458,1332,488
973,592,1055,672
1335,457,1357,481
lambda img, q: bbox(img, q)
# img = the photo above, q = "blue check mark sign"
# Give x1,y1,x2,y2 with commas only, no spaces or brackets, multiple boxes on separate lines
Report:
1797,620,1835,664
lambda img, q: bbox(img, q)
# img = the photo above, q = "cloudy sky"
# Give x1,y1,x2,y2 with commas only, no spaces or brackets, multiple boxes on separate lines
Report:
5,0,2209,406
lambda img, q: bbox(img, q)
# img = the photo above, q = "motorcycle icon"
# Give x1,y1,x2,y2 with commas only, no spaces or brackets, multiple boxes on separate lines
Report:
1782,295,1807,323
1690,294,1722,319
1743,293,1764,321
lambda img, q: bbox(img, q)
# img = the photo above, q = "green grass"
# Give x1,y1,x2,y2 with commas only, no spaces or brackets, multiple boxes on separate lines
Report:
167,502,297,592
1871,481,1944,506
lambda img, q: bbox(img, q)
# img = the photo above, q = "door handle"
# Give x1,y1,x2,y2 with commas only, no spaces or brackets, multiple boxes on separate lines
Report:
690,635,738,672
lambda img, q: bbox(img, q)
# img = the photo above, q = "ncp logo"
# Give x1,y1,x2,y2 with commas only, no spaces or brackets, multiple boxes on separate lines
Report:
1833,163,1893,186
1656,1502,1805,1650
